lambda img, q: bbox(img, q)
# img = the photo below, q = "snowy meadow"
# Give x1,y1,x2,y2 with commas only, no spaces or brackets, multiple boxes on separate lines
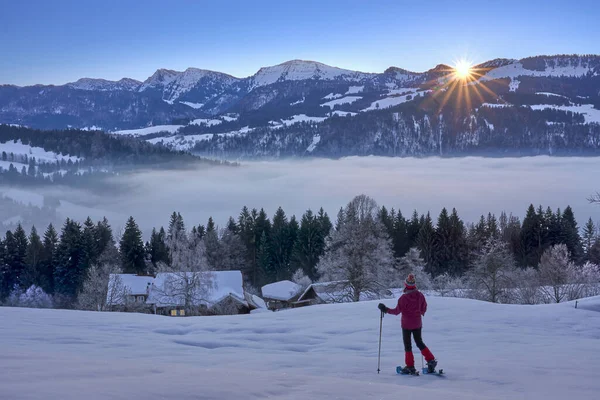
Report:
2,296,600,400
3,155,599,236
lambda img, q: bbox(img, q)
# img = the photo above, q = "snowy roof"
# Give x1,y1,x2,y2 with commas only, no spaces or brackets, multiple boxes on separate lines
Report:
295,281,390,303
106,274,154,305
146,271,245,308
261,280,302,301
297,281,352,303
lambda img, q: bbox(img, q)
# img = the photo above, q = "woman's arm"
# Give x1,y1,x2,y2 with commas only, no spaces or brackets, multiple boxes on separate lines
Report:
387,297,403,316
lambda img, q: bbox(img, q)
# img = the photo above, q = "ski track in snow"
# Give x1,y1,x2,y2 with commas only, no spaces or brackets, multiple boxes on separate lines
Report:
1,296,599,400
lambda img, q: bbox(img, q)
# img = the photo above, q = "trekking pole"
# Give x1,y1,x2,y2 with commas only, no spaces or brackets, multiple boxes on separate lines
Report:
377,310,383,374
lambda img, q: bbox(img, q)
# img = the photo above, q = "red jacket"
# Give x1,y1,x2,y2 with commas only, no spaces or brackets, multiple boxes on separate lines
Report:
386,289,427,330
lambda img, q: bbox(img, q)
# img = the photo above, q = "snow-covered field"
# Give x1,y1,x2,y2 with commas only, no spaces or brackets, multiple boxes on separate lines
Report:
1,296,599,400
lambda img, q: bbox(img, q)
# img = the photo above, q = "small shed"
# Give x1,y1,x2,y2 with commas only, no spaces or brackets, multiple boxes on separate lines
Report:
296,281,394,306
261,280,302,310
295,281,352,306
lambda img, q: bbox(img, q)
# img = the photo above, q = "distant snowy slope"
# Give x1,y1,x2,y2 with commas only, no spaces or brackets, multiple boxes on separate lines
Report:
480,58,597,82
321,95,362,109
1,297,599,400
112,125,183,137
0,140,82,162
530,103,600,124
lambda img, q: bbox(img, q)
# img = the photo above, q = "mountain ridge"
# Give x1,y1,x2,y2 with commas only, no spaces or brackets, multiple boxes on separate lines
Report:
0,55,599,155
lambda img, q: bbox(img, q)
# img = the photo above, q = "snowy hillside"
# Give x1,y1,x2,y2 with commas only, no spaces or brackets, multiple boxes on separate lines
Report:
0,139,82,164
249,60,374,90
479,56,599,84
1,296,598,400
112,125,184,137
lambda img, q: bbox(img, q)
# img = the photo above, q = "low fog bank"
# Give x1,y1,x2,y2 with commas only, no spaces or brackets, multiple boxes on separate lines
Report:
2,156,600,237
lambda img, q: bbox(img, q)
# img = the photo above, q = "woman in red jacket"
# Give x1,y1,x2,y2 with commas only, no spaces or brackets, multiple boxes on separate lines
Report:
378,273,437,375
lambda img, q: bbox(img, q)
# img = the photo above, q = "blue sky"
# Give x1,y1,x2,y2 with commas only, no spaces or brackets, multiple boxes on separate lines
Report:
1,0,598,86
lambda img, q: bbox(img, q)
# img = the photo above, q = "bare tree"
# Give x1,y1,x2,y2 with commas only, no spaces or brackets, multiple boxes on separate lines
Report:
467,239,516,303
433,273,466,298
77,263,125,311
152,229,214,315
316,195,395,302
396,247,433,290
588,192,600,204
538,244,578,303
510,267,541,305
291,268,312,293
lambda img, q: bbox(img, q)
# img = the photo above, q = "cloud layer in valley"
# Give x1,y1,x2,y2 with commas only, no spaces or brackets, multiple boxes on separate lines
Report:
2,156,600,237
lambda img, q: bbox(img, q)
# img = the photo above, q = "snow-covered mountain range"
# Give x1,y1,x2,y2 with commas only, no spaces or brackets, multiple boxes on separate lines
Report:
1,54,599,157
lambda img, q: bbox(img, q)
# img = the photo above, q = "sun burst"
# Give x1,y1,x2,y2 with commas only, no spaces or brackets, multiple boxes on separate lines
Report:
454,60,473,80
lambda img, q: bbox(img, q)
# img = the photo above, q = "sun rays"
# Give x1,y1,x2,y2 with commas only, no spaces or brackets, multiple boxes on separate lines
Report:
421,58,501,114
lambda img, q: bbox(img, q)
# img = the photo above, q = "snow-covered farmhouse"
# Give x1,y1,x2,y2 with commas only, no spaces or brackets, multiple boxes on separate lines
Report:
106,271,264,316
106,274,154,312
261,280,302,310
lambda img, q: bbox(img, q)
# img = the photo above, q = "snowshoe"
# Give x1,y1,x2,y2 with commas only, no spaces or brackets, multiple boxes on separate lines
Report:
426,359,437,373
396,366,419,375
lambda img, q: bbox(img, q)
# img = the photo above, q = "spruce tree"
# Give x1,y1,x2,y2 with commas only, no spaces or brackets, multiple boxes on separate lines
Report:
5,225,29,291
417,213,436,274
81,217,98,268
503,214,523,266
148,227,169,270
238,206,257,284
203,227,221,270
54,219,85,302
195,225,206,240
378,206,394,238
95,217,114,258
448,208,468,276
407,211,421,249
167,212,185,242
270,207,290,281
40,224,58,294
257,231,273,285
561,206,583,262
391,210,409,258
520,205,546,267
546,207,561,247
486,213,499,239
317,208,333,239
226,217,239,234
119,216,146,275
24,226,44,288
287,215,299,274
292,209,325,280
207,217,216,233
433,208,452,276
335,207,344,231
